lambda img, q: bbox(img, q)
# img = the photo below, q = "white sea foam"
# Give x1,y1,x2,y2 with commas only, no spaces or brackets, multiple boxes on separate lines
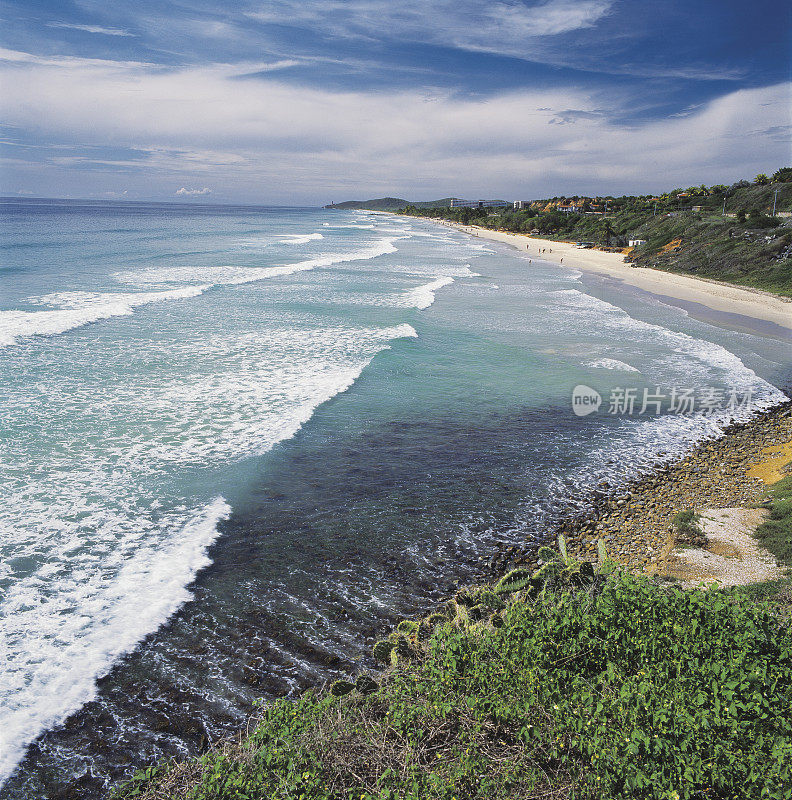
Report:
120,238,401,289
587,358,641,372
402,277,455,309
0,497,231,784
2,238,401,348
137,323,418,465
538,286,786,400
0,319,418,784
280,232,324,245
322,223,376,230
0,286,207,347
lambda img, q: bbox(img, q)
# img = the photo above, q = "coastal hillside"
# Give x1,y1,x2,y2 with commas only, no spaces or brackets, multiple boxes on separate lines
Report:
118,563,792,799
397,169,792,297
117,407,792,800
324,198,459,211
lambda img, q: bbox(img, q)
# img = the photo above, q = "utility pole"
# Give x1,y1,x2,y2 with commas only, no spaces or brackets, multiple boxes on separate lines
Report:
772,187,780,216
722,196,727,216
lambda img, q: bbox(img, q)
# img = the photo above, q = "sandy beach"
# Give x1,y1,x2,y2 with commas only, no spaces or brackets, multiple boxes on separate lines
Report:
440,222,792,334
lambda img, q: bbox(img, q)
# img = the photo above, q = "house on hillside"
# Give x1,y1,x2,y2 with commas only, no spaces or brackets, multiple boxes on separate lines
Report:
557,201,586,213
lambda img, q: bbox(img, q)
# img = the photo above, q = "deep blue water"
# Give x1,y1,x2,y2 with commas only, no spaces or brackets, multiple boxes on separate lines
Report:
1,199,790,798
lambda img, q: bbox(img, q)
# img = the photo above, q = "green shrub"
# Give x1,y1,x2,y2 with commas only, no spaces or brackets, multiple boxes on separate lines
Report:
672,509,706,546
755,475,792,567
117,570,792,800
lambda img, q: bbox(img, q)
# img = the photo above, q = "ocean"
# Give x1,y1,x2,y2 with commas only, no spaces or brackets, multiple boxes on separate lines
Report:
1,199,790,798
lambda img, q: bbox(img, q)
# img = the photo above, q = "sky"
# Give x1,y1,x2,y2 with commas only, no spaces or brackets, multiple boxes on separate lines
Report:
0,0,790,204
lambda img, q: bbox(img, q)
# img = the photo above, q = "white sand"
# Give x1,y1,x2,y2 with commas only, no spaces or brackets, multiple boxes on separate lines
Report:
667,508,783,588
440,222,792,333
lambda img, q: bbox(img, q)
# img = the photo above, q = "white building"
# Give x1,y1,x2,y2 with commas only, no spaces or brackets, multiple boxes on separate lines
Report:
628,239,647,247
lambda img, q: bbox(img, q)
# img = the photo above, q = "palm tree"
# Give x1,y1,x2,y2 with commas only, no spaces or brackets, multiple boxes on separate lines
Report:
599,218,615,246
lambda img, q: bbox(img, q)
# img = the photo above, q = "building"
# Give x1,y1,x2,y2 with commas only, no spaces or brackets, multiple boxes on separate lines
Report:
513,200,531,210
628,239,647,247
450,198,510,209
478,199,510,208
557,202,585,213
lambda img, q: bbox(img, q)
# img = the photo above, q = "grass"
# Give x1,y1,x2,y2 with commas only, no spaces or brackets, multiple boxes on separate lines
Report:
726,472,792,612
116,550,792,800
755,475,792,566
628,216,792,298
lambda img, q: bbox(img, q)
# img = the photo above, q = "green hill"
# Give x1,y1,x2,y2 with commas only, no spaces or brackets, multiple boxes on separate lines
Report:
324,197,459,211
323,197,408,211
400,169,792,297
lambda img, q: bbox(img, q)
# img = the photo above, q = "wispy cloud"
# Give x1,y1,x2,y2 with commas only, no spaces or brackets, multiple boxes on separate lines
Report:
175,186,212,195
238,1,742,82
247,0,614,59
47,22,135,37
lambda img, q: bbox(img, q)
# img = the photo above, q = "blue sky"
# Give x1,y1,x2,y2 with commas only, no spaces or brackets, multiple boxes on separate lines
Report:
1,0,790,203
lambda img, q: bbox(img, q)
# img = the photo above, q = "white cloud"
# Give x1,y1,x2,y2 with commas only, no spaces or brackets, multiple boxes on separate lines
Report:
176,187,212,195
247,0,614,59
47,22,135,37
0,48,788,202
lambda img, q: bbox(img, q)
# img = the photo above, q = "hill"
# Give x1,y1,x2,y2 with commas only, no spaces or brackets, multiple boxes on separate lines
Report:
400,170,792,297
324,197,459,211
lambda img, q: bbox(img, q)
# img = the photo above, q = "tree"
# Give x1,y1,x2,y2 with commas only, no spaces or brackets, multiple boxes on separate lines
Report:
755,173,770,185
598,218,615,246
772,167,792,182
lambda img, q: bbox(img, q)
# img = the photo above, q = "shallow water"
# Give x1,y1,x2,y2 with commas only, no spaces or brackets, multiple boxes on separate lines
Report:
1,200,790,798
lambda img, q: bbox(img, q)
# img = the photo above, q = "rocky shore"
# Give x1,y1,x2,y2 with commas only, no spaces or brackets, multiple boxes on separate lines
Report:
483,399,792,579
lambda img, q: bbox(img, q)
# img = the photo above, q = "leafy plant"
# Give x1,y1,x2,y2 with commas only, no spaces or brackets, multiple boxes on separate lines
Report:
116,565,792,800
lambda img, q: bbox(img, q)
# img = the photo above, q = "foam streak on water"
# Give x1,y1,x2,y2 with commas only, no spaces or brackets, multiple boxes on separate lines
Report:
0,498,231,782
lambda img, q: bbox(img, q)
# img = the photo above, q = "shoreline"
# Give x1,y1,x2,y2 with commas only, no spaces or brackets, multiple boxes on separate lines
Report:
482,399,792,580
116,398,792,800
436,220,792,335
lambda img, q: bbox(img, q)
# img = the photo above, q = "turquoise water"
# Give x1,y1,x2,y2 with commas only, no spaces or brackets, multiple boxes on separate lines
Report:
1,200,789,797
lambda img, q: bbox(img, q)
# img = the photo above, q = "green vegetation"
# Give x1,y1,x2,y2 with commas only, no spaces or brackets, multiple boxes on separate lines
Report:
671,510,706,546
723,471,792,611
117,544,792,800
395,170,792,297
755,475,792,568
